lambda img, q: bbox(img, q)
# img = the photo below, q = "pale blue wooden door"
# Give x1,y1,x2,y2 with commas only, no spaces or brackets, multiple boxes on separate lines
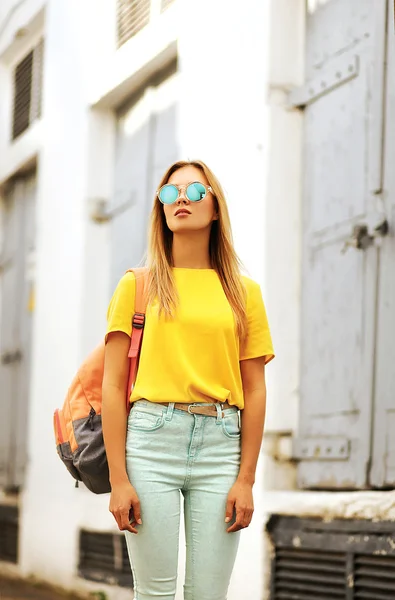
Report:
0,172,36,491
294,0,389,489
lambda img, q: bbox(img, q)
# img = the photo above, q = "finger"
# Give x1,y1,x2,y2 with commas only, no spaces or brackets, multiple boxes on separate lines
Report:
227,510,246,533
224,498,235,523
131,500,142,525
226,521,244,533
119,511,138,534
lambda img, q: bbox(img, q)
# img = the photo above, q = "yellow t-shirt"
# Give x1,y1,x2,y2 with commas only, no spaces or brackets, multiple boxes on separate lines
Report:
106,268,274,410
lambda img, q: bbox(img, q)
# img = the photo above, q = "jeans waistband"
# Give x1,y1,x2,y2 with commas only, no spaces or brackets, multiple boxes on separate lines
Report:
131,399,239,420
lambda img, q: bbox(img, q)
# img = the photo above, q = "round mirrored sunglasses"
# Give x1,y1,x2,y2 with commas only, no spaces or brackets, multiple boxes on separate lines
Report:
157,182,213,205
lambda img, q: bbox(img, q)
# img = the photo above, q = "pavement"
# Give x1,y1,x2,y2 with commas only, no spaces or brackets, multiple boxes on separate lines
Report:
0,577,84,600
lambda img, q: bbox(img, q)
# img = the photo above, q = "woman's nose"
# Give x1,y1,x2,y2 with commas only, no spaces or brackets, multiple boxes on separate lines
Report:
176,188,189,203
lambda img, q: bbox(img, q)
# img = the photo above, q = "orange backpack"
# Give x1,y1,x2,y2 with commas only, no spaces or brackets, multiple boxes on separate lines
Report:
53,268,148,494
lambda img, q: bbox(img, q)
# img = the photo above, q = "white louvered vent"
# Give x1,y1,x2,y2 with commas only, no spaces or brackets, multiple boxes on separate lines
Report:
117,0,151,47
12,39,44,140
161,0,176,12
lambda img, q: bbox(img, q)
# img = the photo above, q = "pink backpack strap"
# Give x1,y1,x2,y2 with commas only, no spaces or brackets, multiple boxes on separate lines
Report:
126,268,149,409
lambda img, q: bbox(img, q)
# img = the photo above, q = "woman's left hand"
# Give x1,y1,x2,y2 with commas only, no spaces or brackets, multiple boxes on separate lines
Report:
224,480,254,533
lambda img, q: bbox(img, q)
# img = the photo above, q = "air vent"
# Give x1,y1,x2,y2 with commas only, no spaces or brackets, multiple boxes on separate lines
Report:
78,530,133,588
274,547,346,598
268,516,395,600
161,0,175,12
0,505,18,563
12,40,44,140
355,555,395,599
117,0,151,47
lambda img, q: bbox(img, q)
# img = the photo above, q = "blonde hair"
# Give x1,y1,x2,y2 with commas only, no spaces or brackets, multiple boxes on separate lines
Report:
145,160,247,340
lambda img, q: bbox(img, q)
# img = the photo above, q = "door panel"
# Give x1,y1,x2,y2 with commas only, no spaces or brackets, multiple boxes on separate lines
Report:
296,0,388,489
0,172,36,490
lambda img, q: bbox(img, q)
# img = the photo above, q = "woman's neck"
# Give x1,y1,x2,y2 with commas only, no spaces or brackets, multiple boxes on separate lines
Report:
172,231,212,269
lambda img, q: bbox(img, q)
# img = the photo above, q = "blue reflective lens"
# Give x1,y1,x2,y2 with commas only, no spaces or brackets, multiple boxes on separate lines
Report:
159,184,179,204
187,182,207,201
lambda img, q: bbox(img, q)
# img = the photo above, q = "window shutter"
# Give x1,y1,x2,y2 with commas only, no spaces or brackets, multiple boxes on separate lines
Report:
12,40,44,140
117,0,151,47
12,51,33,139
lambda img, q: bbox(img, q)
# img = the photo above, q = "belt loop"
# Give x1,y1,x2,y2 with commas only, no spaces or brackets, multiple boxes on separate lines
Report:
215,403,223,423
165,402,174,421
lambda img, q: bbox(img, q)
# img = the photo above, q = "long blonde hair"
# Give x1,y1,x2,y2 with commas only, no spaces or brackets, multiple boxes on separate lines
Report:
145,160,248,340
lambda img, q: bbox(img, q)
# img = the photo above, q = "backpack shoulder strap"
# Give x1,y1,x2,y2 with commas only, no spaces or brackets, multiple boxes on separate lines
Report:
126,267,149,314
125,267,149,408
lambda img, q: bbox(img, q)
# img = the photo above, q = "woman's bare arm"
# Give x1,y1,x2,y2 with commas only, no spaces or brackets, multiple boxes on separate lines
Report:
224,356,267,533
238,356,267,485
102,331,142,533
102,331,130,484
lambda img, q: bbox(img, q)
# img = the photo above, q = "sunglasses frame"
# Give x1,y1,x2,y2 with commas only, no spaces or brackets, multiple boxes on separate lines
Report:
157,181,213,205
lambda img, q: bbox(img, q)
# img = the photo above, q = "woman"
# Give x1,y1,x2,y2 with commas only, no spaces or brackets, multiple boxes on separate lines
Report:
102,160,274,600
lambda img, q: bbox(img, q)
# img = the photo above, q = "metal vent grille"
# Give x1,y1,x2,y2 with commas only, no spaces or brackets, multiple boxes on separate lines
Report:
12,40,44,140
268,516,395,600
78,530,133,588
354,555,395,599
161,0,176,12
274,547,346,598
117,0,151,47
0,505,18,563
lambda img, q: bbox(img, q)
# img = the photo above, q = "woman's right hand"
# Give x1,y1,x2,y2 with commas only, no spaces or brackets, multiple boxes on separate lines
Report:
109,481,142,534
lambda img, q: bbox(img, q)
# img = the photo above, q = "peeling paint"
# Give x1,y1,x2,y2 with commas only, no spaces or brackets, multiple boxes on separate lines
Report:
264,490,395,523
347,573,354,588
292,535,302,548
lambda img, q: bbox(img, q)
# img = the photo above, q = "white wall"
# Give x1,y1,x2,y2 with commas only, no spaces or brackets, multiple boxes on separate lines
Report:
0,0,45,57
260,0,305,595
0,0,305,598
15,1,127,598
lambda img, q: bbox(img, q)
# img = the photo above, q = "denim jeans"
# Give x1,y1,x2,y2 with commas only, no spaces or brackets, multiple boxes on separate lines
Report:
125,399,242,600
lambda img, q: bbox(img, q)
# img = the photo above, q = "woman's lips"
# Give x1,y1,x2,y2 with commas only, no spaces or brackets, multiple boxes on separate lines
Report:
174,209,191,216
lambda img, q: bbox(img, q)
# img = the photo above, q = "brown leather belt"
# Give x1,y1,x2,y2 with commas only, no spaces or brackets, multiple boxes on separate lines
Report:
137,400,235,418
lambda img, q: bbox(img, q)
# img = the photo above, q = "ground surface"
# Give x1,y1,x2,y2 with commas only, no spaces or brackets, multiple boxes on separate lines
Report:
0,578,84,600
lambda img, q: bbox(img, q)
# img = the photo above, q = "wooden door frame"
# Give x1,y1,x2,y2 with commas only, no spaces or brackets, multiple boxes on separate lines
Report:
370,0,395,487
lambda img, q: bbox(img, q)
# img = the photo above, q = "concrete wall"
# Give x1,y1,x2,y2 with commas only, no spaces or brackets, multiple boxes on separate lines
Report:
0,0,294,598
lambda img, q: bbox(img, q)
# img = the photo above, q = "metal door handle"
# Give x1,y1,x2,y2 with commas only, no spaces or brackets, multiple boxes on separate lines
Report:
1,350,22,365
341,219,389,254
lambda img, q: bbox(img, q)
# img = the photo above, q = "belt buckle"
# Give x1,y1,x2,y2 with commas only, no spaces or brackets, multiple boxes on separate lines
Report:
187,404,197,414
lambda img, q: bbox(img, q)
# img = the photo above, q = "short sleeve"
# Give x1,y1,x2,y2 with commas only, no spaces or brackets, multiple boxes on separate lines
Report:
240,278,275,364
105,272,136,342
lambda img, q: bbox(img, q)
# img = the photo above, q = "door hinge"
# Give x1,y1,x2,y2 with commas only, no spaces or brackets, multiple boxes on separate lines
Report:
293,437,351,461
288,54,359,109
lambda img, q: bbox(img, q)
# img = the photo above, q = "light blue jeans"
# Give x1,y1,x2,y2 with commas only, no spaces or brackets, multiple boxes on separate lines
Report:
125,399,242,600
